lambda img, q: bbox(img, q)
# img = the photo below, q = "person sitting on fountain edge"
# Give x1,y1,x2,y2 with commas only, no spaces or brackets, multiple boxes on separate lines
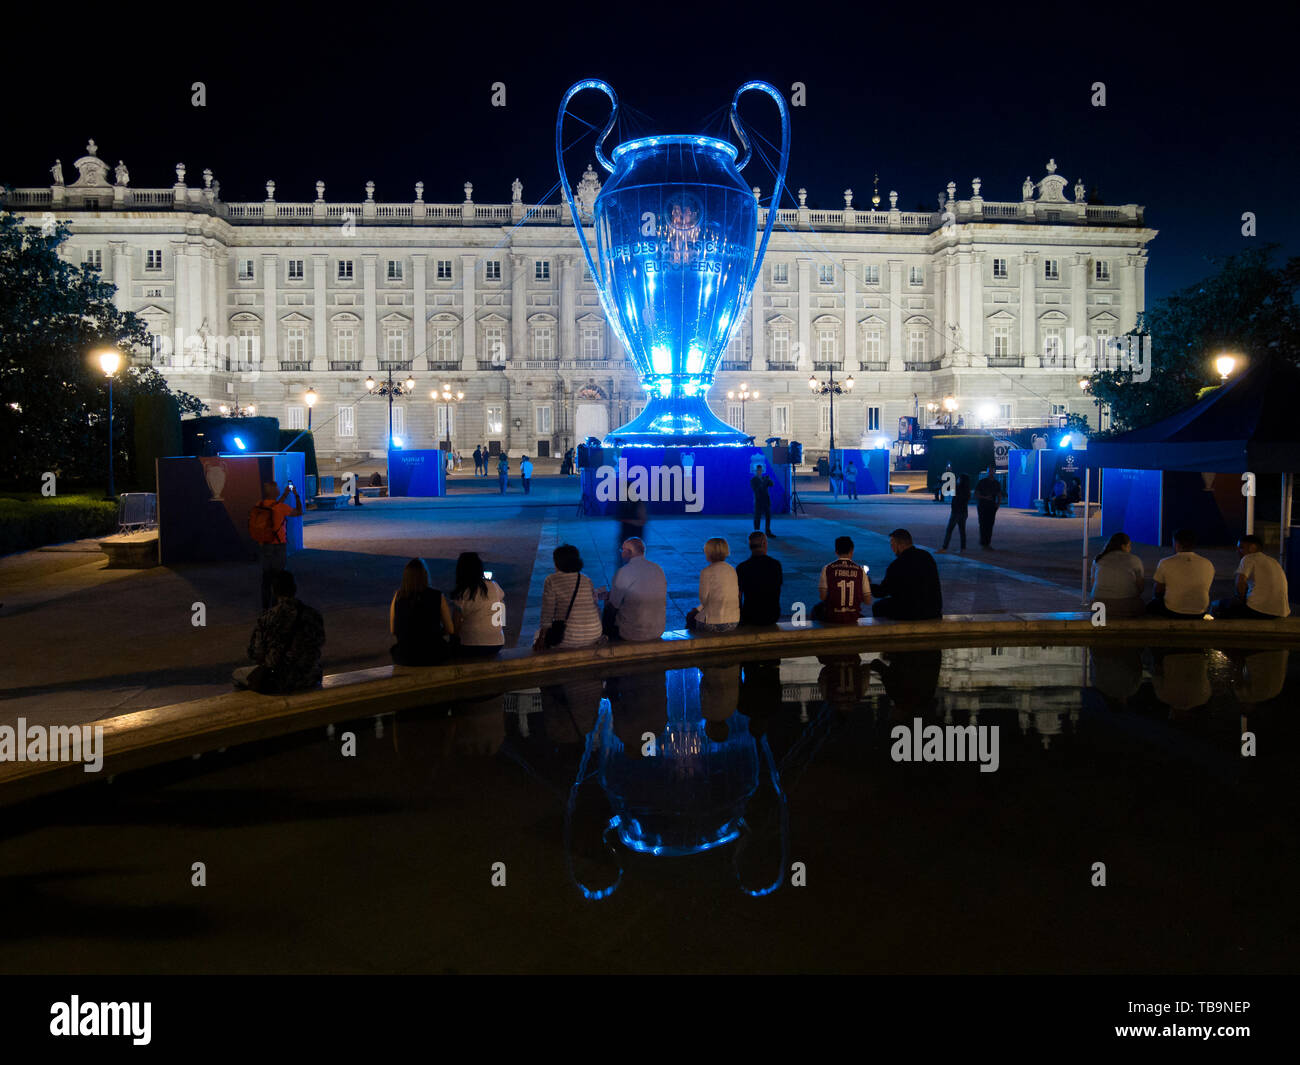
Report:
870,528,943,620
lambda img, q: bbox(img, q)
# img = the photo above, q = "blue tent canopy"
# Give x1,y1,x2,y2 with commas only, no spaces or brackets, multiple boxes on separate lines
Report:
1086,356,1300,473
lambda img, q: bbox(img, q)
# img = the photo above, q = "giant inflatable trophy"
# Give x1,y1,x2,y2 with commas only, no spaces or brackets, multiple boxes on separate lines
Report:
557,80,791,446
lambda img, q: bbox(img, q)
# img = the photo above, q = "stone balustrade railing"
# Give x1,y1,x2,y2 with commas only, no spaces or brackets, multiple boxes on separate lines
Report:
1,186,1145,228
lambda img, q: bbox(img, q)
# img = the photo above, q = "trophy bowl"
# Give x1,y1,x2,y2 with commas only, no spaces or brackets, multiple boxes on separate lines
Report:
559,81,790,447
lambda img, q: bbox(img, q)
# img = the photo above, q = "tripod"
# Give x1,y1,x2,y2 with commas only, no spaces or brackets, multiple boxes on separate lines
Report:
788,464,805,516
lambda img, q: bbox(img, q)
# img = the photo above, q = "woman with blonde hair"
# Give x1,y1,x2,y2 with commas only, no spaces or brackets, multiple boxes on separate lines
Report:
690,536,740,633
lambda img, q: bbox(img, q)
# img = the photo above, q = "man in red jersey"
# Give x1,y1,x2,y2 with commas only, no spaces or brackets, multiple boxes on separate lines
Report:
812,535,870,623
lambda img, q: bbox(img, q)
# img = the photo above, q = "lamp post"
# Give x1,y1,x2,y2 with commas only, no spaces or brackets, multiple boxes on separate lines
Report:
433,383,464,452
219,400,256,417
95,349,122,500
365,370,416,450
808,368,854,453
304,386,317,431
726,382,759,434
941,394,958,429
1215,354,1237,382
1079,377,1103,430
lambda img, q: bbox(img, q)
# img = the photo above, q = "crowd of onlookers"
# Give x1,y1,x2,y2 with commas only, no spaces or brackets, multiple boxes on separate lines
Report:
233,478,1292,695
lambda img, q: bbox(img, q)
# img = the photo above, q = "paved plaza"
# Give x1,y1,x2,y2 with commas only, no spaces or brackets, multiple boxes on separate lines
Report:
0,474,1248,728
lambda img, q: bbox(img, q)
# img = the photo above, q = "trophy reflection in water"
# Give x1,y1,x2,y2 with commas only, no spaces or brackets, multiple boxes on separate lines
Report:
557,79,790,445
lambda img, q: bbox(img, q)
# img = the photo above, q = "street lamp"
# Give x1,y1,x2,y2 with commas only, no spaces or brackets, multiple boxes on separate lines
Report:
94,349,122,500
726,382,759,434
1079,377,1104,430
978,403,996,428
304,386,317,430
809,369,854,492
219,399,256,417
941,395,958,429
1215,354,1237,381
433,383,464,452
365,370,417,450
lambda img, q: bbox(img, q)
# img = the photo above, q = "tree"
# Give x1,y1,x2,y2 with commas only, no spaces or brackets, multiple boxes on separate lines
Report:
0,210,203,489
1086,244,1299,434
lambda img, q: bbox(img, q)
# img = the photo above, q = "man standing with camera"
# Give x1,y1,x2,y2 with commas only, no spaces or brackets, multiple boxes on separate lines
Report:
249,480,302,610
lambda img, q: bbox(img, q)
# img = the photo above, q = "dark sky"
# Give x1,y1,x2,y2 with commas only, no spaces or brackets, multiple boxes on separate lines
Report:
5,3,1296,304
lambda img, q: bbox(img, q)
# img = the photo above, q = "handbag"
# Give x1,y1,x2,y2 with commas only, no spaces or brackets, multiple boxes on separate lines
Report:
544,574,583,648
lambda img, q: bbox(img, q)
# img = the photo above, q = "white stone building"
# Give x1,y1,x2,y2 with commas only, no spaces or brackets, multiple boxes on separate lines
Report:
4,143,1155,462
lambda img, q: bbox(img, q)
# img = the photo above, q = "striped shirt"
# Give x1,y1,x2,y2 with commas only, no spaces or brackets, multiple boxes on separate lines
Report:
540,571,604,648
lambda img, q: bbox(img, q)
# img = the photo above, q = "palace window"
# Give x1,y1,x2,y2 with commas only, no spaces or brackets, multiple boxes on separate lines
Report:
285,405,305,431
237,327,259,363
819,264,834,285
386,328,405,361
387,260,403,281
286,326,306,361
772,404,790,436
287,260,304,280
534,325,553,359
536,405,553,434
992,258,1008,280
337,406,355,437
999,403,1012,422
818,329,837,363
238,259,255,280
535,260,550,281
336,328,355,362
909,265,924,286
434,326,455,362
391,406,405,441
819,405,832,435
84,249,102,271
771,262,789,284
727,403,743,429
485,260,501,281
1095,260,1110,282
1044,259,1059,281
1043,327,1062,361
866,405,881,432
146,249,163,271
993,325,1010,358
486,406,503,435
863,329,882,363
338,260,354,280
908,329,926,361
863,264,880,285
581,325,601,359
772,330,789,363
436,260,452,280
484,324,504,364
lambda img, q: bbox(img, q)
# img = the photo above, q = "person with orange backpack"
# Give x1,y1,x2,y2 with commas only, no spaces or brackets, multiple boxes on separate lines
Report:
249,480,302,609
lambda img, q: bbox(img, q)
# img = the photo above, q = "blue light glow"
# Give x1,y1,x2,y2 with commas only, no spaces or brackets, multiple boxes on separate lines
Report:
231,436,246,450
558,79,790,446
391,436,404,449
1059,435,1072,448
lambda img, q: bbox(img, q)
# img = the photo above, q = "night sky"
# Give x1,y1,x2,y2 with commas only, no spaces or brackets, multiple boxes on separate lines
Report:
5,5,1296,304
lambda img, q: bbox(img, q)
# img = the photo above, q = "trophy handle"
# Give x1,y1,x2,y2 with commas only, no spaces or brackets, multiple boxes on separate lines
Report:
557,79,619,289
730,81,791,298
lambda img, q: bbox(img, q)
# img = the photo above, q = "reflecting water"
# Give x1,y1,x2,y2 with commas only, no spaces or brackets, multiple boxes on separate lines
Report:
2,643,1295,973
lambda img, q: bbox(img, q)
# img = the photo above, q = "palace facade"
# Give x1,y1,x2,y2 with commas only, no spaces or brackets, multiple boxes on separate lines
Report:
4,142,1155,461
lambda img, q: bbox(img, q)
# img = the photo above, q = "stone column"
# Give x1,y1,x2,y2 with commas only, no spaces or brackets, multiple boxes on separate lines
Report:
214,248,228,360
172,241,190,357
888,260,904,371
1071,253,1089,369
559,254,576,361
362,254,377,371
312,253,328,371
969,251,986,366
796,258,812,370
1020,251,1038,366
412,253,426,369
262,253,278,365
461,253,477,366
1122,254,1139,333
204,245,219,355
1134,252,1147,329
749,264,764,368
843,258,858,368
933,255,945,359
109,241,131,313
510,253,527,364
944,252,958,366
956,250,973,368
189,246,205,355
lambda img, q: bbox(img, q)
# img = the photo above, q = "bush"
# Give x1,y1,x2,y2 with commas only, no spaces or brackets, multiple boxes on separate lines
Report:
0,494,119,555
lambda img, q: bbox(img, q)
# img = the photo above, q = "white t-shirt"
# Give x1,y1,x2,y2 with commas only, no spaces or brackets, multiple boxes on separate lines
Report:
1091,551,1144,600
454,579,506,646
1152,551,1215,615
1237,552,1291,617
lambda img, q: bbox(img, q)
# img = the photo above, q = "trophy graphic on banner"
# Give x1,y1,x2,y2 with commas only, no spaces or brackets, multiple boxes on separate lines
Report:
558,80,790,446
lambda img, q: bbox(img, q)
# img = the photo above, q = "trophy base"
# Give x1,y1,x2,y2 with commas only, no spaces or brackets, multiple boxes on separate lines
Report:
604,395,752,447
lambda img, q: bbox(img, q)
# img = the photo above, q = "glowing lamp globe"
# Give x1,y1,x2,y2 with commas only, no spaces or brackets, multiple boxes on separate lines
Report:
559,79,791,445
